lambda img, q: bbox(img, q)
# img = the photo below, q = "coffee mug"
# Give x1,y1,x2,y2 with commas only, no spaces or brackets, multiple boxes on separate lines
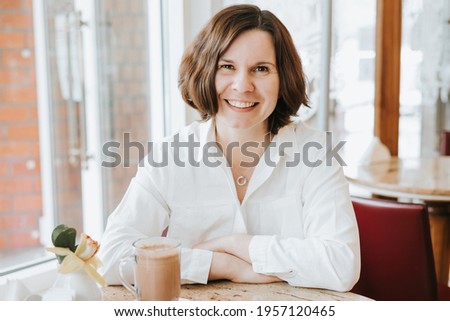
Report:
119,237,181,301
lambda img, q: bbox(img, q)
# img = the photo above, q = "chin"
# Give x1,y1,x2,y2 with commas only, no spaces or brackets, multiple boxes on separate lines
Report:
216,112,269,132
224,119,256,130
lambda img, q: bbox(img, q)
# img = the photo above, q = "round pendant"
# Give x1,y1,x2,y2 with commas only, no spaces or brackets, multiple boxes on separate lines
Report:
236,175,247,186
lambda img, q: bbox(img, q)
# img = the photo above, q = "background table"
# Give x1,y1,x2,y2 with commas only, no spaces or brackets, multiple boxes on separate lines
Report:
344,156,450,201
102,281,372,301
344,156,450,285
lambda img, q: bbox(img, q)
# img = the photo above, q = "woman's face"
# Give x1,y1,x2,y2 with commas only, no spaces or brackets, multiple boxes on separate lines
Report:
215,29,280,132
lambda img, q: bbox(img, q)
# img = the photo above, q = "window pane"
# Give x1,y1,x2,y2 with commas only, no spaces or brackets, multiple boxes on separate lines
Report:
400,0,449,157
330,0,376,163
96,0,151,222
46,0,84,233
0,0,71,274
0,0,153,275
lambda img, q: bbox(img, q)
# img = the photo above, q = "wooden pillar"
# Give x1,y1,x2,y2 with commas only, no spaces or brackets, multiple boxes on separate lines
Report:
374,0,402,156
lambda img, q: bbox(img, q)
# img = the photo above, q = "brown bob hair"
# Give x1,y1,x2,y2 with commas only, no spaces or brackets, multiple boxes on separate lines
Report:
178,4,309,135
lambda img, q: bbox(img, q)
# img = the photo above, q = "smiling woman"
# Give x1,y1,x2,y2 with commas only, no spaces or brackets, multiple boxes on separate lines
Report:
98,4,360,292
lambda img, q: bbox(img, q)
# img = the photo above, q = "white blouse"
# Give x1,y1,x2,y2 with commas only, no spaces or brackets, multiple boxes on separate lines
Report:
98,119,360,292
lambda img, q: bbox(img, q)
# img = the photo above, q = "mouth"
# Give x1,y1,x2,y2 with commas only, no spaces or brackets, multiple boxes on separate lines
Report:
225,99,258,110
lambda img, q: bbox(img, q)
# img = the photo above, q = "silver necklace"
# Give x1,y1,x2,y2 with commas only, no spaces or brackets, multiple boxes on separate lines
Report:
214,125,272,189
236,175,248,186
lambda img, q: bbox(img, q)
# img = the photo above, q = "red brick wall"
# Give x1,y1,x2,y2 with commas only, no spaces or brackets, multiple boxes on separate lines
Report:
98,0,150,215
0,0,41,251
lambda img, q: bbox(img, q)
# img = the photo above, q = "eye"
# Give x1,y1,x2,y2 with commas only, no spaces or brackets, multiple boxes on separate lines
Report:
254,65,269,73
218,64,234,70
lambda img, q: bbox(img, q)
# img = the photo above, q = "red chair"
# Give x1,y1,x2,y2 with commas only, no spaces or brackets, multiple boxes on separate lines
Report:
440,131,450,156
351,197,438,300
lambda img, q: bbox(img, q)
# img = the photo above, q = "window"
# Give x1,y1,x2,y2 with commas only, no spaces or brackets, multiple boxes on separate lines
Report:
329,0,376,163
0,0,161,276
0,0,50,275
400,0,449,157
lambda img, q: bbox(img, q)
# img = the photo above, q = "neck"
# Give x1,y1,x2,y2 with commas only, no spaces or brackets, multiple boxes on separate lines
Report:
215,120,270,147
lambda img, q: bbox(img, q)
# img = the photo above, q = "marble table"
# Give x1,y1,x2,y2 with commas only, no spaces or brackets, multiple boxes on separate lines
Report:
344,156,450,201
102,281,372,301
344,156,450,285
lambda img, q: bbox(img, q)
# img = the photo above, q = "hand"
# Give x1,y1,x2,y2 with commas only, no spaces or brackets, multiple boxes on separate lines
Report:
209,252,280,284
194,234,253,263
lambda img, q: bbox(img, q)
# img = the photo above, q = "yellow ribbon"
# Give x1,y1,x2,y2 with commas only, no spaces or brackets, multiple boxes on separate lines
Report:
47,247,106,287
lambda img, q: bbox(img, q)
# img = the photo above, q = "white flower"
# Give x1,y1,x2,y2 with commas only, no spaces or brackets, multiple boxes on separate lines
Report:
75,233,100,260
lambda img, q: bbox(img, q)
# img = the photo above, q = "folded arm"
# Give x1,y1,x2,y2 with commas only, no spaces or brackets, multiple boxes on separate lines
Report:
195,235,280,283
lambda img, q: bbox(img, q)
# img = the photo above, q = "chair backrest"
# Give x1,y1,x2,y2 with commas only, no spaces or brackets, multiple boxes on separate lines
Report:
440,131,450,156
351,197,438,300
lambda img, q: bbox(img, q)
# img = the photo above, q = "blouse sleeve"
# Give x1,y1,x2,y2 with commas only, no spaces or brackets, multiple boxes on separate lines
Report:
98,160,212,285
248,140,361,292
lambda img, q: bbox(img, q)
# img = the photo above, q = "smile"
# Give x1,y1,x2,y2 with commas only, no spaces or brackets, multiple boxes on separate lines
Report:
225,100,257,109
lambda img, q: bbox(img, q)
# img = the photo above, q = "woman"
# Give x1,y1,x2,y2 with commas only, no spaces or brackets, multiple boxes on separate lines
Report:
98,4,360,292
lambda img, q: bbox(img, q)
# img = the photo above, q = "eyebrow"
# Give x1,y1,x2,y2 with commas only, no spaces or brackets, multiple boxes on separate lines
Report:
218,58,276,67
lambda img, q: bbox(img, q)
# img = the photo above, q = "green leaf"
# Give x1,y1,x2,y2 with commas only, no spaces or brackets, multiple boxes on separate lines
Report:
51,224,69,245
52,224,77,252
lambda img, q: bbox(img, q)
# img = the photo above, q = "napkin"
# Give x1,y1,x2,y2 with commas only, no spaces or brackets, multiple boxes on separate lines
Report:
3,278,74,301
4,279,31,301
41,288,75,301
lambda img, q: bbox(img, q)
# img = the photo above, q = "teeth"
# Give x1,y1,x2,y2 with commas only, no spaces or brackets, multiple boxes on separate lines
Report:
227,100,256,108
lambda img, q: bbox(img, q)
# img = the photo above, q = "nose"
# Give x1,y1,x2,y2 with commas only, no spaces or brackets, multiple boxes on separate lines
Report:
232,71,254,93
